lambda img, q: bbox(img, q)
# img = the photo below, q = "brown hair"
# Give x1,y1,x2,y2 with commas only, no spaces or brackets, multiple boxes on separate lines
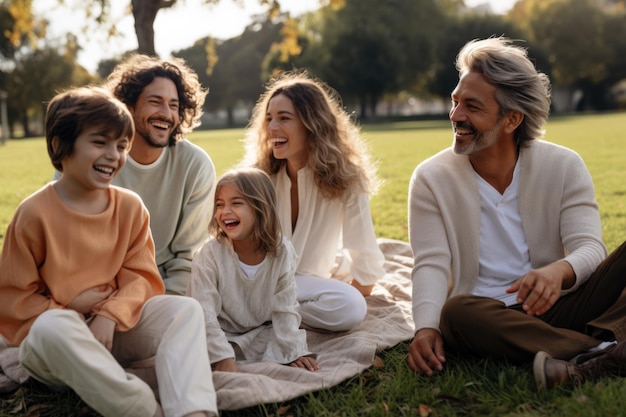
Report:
46,86,134,171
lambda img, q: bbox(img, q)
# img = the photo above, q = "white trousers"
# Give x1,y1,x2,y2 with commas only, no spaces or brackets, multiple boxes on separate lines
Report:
19,295,217,417
295,275,367,332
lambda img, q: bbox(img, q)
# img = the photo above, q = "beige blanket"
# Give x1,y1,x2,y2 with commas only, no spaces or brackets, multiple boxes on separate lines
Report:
0,239,415,410
213,238,415,409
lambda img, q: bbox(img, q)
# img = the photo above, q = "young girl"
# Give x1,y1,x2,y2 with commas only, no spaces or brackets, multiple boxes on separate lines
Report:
189,168,318,372
0,86,217,417
242,71,386,332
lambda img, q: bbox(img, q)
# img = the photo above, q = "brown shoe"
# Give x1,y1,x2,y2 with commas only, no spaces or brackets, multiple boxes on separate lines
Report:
534,341,626,390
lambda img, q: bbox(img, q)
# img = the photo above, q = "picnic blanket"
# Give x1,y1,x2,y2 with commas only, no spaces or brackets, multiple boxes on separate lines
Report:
0,238,415,410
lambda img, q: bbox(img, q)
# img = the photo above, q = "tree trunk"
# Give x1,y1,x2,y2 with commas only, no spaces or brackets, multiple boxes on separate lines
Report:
131,0,170,56
226,106,234,128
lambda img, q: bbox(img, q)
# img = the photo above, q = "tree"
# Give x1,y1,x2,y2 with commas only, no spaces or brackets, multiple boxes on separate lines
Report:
288,0,445,119
175,15,283,127
524,0,621,110
427,13,537,101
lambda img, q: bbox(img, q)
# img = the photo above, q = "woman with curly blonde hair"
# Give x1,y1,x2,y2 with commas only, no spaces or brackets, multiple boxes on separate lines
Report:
242,71,385,332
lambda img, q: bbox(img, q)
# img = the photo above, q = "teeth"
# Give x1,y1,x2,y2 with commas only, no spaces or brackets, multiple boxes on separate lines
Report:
455,129,474,135
223,220,238,225
271,138,287,144
152,121,169,129
94,165,114,174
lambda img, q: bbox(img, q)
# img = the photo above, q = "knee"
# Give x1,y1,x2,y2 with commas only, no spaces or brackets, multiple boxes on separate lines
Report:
440,294,481,336
28,310,81,344
337,293,367,331
24,309,84,355
151,295,204,327
298,284,366,332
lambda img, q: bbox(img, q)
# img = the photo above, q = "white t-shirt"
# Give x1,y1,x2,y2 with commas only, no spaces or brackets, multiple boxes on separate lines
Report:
472,160,532,306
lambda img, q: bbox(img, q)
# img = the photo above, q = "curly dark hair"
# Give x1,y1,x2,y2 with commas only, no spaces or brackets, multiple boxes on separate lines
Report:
104,54,207,146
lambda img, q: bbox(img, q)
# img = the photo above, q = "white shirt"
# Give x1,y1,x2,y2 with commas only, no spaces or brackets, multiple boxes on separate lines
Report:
272,166,385,285
472,160,531,305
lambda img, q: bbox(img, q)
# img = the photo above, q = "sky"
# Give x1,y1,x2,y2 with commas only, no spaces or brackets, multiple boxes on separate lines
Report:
35,0,518,73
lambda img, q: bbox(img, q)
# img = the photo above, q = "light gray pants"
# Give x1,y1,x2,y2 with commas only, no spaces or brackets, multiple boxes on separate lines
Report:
20,295,217,417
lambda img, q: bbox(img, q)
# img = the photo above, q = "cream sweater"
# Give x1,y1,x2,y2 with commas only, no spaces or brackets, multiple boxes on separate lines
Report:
408,140,607,332
114,140,216,295
189,236,311,364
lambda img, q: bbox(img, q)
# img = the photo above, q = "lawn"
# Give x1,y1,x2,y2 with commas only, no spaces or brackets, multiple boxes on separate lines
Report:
1,111,625,416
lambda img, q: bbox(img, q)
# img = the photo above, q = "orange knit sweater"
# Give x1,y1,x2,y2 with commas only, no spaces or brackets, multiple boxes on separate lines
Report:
0,183,165,345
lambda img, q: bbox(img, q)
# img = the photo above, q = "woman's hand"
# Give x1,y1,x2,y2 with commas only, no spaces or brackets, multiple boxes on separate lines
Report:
351,280,374,297
290,355,319,371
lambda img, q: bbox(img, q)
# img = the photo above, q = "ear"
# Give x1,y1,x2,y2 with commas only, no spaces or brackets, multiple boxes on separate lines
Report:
503,111,524,134
51,135,60,153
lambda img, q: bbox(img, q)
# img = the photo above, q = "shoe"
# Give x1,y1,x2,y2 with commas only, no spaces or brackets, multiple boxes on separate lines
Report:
533,341,626,390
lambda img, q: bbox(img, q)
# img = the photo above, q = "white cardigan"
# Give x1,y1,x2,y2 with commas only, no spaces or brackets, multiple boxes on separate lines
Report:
408,140,607,332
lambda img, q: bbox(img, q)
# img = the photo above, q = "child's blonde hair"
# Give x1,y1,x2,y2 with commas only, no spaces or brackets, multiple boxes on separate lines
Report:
210,168,281,257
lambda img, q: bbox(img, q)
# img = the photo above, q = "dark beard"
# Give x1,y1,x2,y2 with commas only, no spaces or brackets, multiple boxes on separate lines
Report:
136,128,170,148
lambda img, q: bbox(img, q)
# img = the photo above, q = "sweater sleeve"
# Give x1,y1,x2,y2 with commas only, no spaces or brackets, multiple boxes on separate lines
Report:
408,160,457,333
92,204,165,331
161,148,216,295
546,145,606,290
188,242,236,363
0,214,64,345
343,192,386,286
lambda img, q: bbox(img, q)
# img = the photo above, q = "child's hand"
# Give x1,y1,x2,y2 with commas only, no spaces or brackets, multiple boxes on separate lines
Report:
68,284,114,314
88,315,116,351
290,355,319,372
212,358,238,373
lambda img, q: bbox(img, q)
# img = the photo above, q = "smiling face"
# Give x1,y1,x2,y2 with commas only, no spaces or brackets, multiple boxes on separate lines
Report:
214,182,257,244
265,93,309,172
449,71,504,156
131,77,180,149
58,126,130,192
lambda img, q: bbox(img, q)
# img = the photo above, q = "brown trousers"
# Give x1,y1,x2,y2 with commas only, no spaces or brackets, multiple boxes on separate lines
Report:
440,241,626,363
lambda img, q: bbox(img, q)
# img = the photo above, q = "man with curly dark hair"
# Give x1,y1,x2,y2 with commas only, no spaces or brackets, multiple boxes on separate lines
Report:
104,54,216,295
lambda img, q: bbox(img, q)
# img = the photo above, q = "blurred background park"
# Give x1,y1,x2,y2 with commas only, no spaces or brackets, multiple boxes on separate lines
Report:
0,0,625,140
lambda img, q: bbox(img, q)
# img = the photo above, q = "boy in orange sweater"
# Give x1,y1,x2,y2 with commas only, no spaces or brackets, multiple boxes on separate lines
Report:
0,86,217,417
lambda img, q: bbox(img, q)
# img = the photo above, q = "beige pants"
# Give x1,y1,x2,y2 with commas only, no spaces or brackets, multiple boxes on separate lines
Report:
19,295,217,417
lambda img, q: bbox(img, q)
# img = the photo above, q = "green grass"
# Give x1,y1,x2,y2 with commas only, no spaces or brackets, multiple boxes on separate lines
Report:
1,112,626,416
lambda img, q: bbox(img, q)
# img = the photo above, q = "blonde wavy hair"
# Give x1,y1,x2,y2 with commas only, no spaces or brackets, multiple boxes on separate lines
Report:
209,168,281,257
242,71,380,199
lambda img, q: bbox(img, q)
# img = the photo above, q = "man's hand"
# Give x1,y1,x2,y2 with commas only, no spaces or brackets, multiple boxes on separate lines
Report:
506,260,574,316
88,315,116,351
407,328,446,376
